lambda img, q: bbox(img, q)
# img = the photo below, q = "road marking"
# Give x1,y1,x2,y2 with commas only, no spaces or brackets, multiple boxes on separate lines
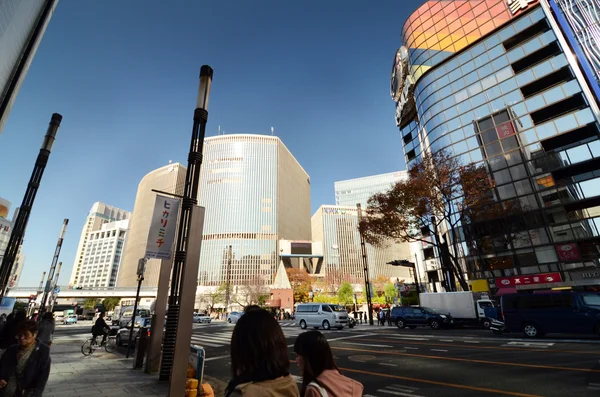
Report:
404,347,419,350
332,346,600,373
343,342,392,348
505,342,554,348
464,340,480,344
389,384,420,391
388,336,430,341
379,363,398,367
440,339,454,342
431,349,448,352
340,367,542,397
378,389,421,396
205,354,229,362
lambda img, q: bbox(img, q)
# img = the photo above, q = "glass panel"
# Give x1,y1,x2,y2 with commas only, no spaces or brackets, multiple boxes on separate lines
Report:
509,164,529,180
567,145,592,164
501,136,520,151
494,169,512,184
485,141,502,156
589,140,600,157
535,246,558,264
497,183,517,199
514,179,533,195
581,178,600,199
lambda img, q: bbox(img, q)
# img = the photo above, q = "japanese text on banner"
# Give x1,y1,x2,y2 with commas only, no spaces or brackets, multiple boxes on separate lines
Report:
145,195,180,260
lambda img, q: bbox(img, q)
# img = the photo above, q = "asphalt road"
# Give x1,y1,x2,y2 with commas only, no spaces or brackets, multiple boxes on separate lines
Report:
54,321,600,396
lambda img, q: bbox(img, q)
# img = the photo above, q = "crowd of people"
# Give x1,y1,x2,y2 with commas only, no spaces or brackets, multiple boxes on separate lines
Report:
225,306,363,397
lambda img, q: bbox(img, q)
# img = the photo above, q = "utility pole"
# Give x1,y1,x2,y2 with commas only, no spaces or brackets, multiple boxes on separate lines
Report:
39,219,68,316
356,204,374,326
127,258,146,359
160,66,213,381
49,262,62,313
28,272,46,317
225,245,232,314
0,114,62,298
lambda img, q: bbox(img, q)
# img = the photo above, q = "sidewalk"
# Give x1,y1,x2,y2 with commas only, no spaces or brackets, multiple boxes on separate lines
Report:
45,338,227,397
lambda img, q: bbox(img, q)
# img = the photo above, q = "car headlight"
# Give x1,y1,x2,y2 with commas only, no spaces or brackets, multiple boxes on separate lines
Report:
440,315,447,318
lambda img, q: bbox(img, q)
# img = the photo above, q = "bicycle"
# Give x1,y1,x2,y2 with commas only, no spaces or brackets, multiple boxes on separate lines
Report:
81,334,117,356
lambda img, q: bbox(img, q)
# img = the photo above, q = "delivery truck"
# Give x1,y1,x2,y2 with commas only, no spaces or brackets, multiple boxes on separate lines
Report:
419,291,496,328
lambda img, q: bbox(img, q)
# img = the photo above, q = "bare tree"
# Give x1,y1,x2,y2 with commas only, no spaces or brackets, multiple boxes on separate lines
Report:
233,275,269,307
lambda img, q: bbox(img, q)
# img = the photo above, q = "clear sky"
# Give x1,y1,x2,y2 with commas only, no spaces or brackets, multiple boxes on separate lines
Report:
1,0,422,287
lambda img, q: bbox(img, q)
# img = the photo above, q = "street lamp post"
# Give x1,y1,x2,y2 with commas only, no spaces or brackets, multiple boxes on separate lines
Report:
356,203,374,326
127,258,146,359
0,114,62,299
160,66,213,381
39,219,68,317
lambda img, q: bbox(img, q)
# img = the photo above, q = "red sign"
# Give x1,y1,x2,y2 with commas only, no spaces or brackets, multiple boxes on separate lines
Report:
495,272,562,288
496,122,516,139
555,243,581,261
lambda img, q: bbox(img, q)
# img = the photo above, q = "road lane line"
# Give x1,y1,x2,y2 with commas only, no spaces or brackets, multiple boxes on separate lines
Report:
340,367,542,397
332,346,600,373
379,363,398,367
440,339,454,342
464,340,480,344
389,384,419,391
343,342,392,348
378,389,423,396
205,354,229,361
404,347,419,350
431,349,448,352
359,337,600,355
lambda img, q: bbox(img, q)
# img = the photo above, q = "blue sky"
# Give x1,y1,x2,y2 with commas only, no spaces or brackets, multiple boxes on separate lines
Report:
1,0,421,287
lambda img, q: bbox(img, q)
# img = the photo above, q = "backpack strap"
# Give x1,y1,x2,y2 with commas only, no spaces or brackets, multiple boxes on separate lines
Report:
308,381,329,397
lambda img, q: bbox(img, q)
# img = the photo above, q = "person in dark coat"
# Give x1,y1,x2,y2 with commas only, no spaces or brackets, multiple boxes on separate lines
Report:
0,312,26,350
0,320,51,397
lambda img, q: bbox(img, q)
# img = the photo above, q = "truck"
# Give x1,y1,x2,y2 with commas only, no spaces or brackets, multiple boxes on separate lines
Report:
418,292,497,328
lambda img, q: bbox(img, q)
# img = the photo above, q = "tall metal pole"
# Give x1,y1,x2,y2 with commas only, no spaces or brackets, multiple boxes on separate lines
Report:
0,114,62,298
127,258,146,359
49,262,62,313
225,245,232,314
39,219,68,316
160,66,213,380
356,204,374,326
413,253,422,296
29,272,46,317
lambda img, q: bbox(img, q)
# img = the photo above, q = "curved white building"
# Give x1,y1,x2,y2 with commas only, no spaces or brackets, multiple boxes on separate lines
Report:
198,134,311,287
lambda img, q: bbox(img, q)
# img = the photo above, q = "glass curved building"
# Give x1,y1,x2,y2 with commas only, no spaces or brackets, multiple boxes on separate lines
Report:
393,0,600,294
197,134,311,287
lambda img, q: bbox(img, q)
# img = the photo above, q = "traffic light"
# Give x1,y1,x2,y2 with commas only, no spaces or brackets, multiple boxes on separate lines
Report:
387,260,414,268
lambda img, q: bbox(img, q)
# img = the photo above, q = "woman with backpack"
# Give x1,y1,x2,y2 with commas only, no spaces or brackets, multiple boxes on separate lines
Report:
293,331,363,397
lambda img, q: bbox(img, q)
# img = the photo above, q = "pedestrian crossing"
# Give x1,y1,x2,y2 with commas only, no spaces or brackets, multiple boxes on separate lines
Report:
191,326,315,348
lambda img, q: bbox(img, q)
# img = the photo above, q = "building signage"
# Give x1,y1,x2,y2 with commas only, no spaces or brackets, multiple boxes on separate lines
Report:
496,121,516,139
507,0,536,15
495,272,562,287
571,269,600,281
324,208,355,215
555,243,581,261
145,194,180,260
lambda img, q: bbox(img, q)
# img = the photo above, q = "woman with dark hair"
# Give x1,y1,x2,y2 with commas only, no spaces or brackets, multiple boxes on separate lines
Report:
294,331,362,397
0,320,51,397
225,309,298,397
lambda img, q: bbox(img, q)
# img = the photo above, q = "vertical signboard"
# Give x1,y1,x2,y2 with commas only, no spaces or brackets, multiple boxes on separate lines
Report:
145,195,180,260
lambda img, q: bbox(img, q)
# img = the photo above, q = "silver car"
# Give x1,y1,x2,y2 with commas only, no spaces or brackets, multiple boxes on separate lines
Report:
295,303,349,330
227,311,243,324
193,313,212,323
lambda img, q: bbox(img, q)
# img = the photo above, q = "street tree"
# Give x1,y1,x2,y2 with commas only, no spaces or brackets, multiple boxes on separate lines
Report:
233,276,269,307
102,297,121,312
384,283,397,304
337,282,354,307
372,275,390,296
286,268,312,303
324,267,351,294
205,283,227,312
83,298,99,310
359,149,495,292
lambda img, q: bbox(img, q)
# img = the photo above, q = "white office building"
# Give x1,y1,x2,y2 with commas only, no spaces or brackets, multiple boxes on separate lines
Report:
77,219,129,288
69,202,130,286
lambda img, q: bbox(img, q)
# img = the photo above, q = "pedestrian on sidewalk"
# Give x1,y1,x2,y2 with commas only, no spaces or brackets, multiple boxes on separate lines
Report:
225,309,298,397
294,330,363,397
37,313,55,347
0,320,51,397
378,310,385,326
0,312,26,351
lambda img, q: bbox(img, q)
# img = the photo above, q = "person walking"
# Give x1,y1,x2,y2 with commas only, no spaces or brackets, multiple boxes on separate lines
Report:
37,313,55,347
294,330,363,396
378,310,385,326
225,308,298,397
0,320,51,397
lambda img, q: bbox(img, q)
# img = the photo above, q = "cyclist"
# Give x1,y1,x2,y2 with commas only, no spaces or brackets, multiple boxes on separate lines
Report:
93,312,110,346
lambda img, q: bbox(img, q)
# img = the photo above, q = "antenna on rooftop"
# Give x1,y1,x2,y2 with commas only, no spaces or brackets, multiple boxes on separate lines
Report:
271,126,275,136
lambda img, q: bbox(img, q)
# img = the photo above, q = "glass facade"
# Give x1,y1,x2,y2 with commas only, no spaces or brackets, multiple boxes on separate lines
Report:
198,135,311,287
395,2,600,293
334,171,408,208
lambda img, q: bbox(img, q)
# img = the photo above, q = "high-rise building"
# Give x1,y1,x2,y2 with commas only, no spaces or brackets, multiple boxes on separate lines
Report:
117,163,186,287
335,171,408,207
0,202,25,289
197,134,311,287
76,219,129,288
69,202,130,286
0,0,59,134
392,0,600,295
311,205,412,283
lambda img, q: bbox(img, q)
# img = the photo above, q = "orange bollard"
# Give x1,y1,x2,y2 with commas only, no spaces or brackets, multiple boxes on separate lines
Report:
198,383,214,397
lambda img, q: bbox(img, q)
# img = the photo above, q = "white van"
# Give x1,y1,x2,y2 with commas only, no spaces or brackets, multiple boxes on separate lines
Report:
295,303,349,330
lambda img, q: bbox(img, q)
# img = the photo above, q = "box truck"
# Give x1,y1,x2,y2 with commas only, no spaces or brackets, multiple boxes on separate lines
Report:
419,292,496,328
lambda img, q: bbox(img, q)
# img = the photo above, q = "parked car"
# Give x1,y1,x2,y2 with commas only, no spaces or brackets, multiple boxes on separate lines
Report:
501,292,600,338
63,315,78,325
295,303,349,330
116,317,152,346
193,313,212,324
227,312,243,324
390,306,453,330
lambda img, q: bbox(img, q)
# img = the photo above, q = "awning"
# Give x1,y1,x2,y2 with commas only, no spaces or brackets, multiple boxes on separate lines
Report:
495,287,517,296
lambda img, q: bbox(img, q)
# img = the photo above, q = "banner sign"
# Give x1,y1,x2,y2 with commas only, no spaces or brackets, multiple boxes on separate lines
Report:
555,243,581,261
496,272,562,288
145,195,180,260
